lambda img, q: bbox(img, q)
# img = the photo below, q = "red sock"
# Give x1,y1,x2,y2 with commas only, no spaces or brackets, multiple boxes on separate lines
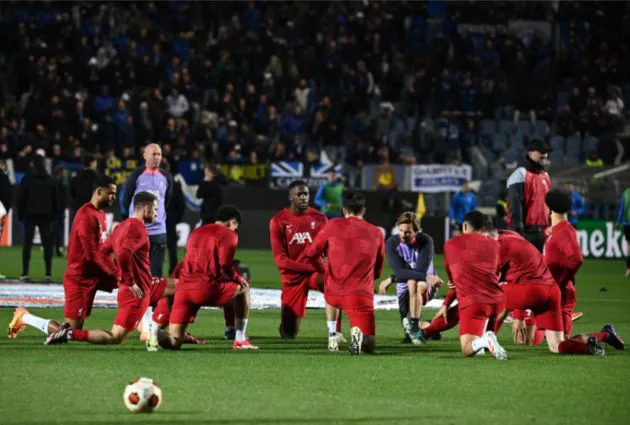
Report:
423,307,459,338
223,303,235,328
152,298,170,326
72,329,89,341
533,329,545,345
336,312,343,333
558,339,589,354
586,331,608,343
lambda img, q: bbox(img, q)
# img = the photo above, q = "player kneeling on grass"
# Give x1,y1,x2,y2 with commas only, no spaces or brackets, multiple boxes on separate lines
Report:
152,205,258,351
8,175,119,339
379,212,443,344
305,191,385,355
45,192,163,346
443,210,507,360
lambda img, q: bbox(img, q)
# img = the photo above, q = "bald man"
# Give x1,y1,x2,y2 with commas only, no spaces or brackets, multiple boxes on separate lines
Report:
122,144,173,277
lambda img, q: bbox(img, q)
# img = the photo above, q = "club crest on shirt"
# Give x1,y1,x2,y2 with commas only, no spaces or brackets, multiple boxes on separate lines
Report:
289,232,313,245
310,221,315,229
100,230,107,244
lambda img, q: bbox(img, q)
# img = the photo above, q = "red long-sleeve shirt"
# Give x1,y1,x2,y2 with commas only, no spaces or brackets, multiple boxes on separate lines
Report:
65,203,118,288
544,220,583,287
497,230,555,285
269,207,327,284
177,224,241,290
100,218,151,291
305,217,385,299
444,233,504,309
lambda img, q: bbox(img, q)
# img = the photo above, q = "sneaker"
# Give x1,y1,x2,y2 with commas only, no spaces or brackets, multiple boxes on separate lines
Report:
45,327,71,345
224,327,236,340
8,307,28,339
409,324,426,346
233,340,259,350
587,336,605,357
145,324,159,352
0,273,6,279
43,276,53,284
484,331,508,360
328,333,339,352
572,312,584,322
602,324,624,350
348,326,363,356
402,317,412,336
183,331,206,345
20,276,29,283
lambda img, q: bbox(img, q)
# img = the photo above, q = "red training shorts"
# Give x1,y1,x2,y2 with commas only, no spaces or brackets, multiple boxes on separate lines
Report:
114,285,151,331
502,282,563,332
458,302,504,337
170,282,240,325
149,277,169,308
63,277,98,320
561,282,577,336
325,294,375,336
281,273,321,318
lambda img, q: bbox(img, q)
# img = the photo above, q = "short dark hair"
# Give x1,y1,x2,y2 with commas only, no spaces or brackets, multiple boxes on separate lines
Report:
545,189,572,214
82,154,97,167
483,218,498,236
95,174,116,189
215,204,242,224
288,180,308,192
343,191,366,215
133,191,157,209
463,210,487,231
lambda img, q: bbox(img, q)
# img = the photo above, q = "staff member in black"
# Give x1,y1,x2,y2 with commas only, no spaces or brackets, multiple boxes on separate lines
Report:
70,154,100,212
18,156,62,282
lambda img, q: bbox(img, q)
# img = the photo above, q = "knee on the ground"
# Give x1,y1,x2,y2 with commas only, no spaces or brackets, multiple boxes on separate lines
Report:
363,336,376,354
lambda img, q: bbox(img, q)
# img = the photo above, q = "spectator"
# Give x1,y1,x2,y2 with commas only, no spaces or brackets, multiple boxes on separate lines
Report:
197,163,225,225
18,156,61,282
52,165,67,257
70,154,100,212
448,181,477,235
564,183,585,227
314,169,344,219
0,161,12,278
372,147,397,191
162,160,185,275
122,143,173,277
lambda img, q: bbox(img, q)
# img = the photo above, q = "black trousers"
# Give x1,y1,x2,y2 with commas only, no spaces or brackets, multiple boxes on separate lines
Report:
23,216,54,276
149,233,167,277
524,227,546,253
166,222,178,275
53,215,64,252
624,225,630,268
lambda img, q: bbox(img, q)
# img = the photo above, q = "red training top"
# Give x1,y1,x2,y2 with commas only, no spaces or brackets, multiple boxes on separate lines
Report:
544,220,583,287
497,230,555,285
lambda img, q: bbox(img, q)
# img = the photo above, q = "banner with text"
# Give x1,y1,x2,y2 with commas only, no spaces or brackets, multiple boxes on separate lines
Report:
576,220,628,259
270,161,343,188
410,164,472,193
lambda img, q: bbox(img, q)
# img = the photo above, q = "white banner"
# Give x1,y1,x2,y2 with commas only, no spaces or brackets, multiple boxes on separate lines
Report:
410,164,472,193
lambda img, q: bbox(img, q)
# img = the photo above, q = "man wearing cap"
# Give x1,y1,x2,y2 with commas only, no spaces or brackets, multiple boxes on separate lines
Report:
505,139,552,252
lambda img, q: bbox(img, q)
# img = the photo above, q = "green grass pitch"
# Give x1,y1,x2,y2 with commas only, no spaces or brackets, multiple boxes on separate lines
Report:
0,246,629,425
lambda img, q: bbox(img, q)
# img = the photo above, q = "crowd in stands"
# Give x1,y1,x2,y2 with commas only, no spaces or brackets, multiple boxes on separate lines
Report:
0,1,628,185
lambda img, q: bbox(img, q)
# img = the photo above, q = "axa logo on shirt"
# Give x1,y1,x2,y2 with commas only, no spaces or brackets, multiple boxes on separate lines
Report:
289,232,313,245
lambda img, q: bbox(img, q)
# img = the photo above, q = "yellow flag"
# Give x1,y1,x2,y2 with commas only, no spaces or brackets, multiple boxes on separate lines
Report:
416,193,426,220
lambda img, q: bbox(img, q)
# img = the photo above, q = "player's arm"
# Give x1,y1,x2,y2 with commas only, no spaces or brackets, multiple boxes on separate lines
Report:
77,216,118,277
374,232,385,280
543,239,570,286
269,217,316,273
304,223,329,267
115,227,145,287
506,167,526,235
218,231,243,283
385,236,427,281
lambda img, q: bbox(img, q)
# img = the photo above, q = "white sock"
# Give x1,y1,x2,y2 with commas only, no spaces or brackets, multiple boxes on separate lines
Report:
471,336,489,353
141,307,153,333
151,321,160,341
22,313,51,334
327,320,337,336
235,317,248,342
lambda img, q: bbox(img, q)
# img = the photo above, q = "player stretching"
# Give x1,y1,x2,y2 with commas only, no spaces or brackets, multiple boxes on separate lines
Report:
305,191,385,355
45,192,159,346
379,212,443,344
489,225,623,355
154,205,257,350
270,181,344,342
443,210,507,360
8,175,118,338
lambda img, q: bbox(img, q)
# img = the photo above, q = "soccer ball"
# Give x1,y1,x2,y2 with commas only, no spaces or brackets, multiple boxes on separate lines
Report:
123,377,162,413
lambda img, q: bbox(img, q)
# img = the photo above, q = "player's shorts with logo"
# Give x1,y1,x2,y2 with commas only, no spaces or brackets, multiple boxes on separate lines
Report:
458,301,505,336
114,285,152,331
502,281,563,332
560,282,576,335
63,272,117,320
325,294,375,336
170,281,240,325
281,273,321,318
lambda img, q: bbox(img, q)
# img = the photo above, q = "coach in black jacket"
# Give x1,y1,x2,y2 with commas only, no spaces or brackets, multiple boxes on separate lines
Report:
70,154,99,211
18,156,61,281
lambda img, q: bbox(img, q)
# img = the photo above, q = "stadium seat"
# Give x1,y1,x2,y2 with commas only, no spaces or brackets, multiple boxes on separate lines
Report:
516,121,532,138
534,120,550,138
492,134,508,152
550,148,565,166
499,120,513,135
509,133,525,150
480,119,496,136
583,135,599,154
550,135,565,151
503,149,519,164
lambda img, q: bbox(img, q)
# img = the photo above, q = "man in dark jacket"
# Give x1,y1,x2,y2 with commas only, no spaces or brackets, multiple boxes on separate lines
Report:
196,163,225,225
18,156,61,281
0,160,12,279
162,160,186,275
70,154,99,212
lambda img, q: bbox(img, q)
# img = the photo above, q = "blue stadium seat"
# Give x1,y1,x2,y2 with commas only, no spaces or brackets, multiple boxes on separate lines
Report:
564,149,580,165
550,148,565,166
492,134,508,152
534,120,550,138
503,149,519,164
480,119,496,136
499,120,513,135
566,134,582,154
582,136,599,154
516,121,532,138
509,133,525,150
550,135,565,151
